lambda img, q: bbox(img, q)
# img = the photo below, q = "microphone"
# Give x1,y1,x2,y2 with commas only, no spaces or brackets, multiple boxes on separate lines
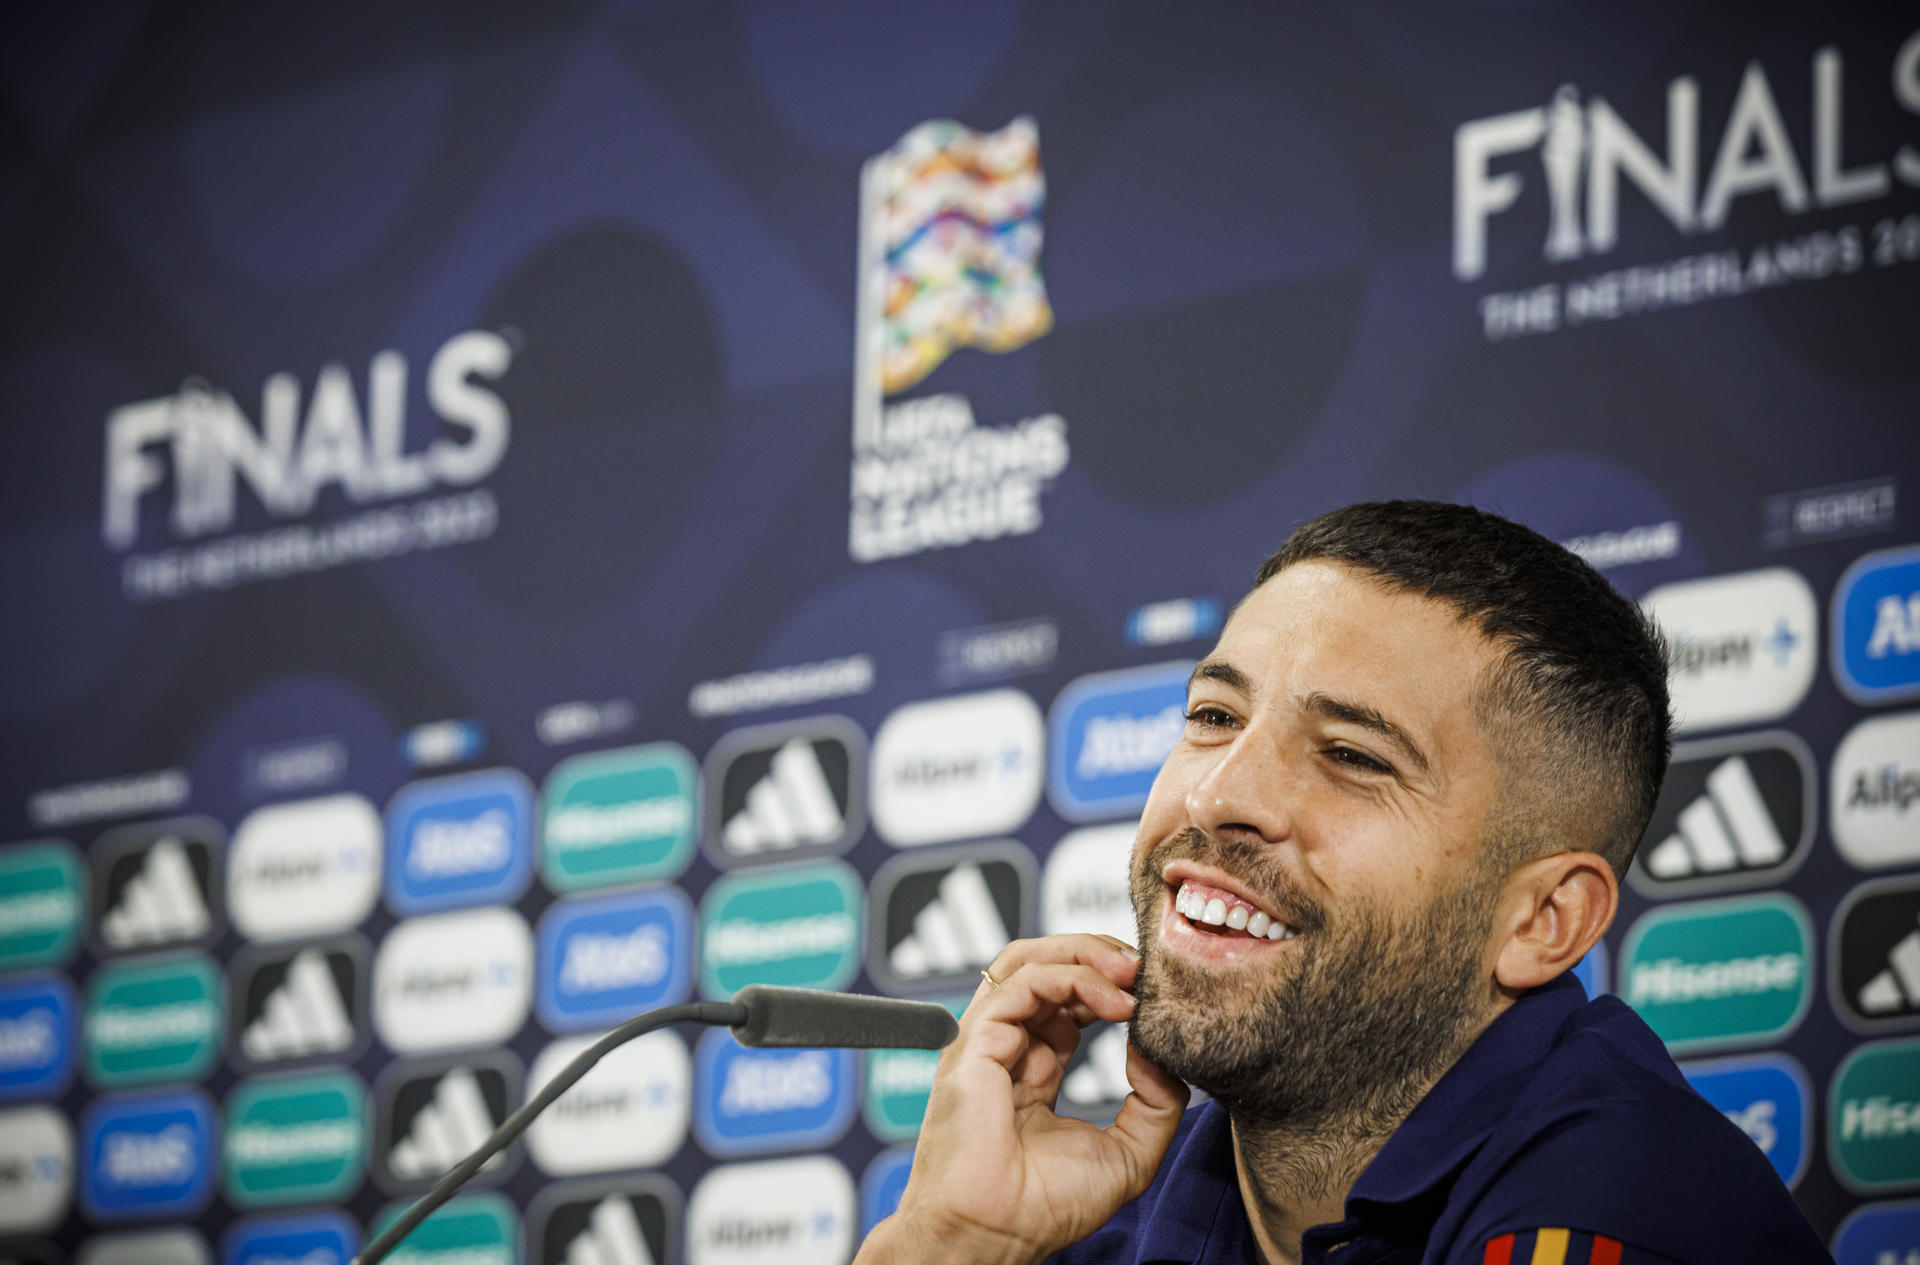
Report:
733,985,958,1049
353,988,958,1265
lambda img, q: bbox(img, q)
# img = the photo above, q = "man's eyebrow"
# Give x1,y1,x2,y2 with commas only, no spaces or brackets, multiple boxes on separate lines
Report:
1188,659,1253,695
1303,692,1431,776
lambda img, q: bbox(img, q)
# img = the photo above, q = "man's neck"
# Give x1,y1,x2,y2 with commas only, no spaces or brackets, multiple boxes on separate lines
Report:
1226,1100,1412,1265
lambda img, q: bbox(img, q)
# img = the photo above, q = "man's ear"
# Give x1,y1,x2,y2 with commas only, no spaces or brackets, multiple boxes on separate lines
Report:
1492,852,1617,993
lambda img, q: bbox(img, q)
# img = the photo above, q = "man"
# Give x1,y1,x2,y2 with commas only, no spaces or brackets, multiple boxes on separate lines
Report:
857,502,1830,1265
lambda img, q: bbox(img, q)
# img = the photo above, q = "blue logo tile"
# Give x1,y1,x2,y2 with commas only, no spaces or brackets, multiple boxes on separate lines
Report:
537,887,694,1031
385,769,534,914
1834,546,1920,704
0,976,73,1100
1833,1198,1920,1265
1681,1052,1809,1188
225,1211,359,1265
1048,662,1192,822
82,1089,216,1218
693,1029,856,1156
861,1145,914,1235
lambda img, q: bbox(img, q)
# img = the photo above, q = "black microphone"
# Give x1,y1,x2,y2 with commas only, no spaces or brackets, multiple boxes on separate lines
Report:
353,989,959,1265
733,985,958,1049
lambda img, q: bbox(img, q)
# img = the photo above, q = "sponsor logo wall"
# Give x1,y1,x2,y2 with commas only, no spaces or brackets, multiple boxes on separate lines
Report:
2,7,1917,1261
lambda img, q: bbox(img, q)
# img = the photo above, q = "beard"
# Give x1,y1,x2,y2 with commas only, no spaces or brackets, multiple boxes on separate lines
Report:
1127,827,1501,1135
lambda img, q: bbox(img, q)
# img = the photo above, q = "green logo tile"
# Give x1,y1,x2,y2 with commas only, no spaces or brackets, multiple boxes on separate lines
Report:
700,861,862,998
1830,1037,1920,1193
0,842,83,968
373,1192,519,1265
224,1070,366,1206
542,744,698,891
863,997,968,1142
1620,893,1812,1054
85,954,222,1087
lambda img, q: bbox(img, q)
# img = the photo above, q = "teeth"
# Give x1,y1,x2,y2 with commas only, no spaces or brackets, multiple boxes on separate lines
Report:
1173,882,1292,940
1246,911,1270,937
1201,898,1227,926
1225,905,1248,930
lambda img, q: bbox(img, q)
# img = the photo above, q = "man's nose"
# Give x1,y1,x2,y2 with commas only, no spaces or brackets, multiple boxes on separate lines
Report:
1183,729,1295,845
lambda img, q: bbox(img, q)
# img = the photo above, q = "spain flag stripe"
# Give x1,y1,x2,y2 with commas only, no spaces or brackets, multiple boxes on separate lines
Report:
1484,1232,1515,1265
1589,1235,1623,1265
1529,1227,1570,1265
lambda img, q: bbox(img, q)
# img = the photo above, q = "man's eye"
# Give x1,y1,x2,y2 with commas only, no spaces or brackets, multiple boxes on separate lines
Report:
1329,746,1391,774
1184,706,1234,730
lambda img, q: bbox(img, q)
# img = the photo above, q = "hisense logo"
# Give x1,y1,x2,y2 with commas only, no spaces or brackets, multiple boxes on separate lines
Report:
1453,30,1920,280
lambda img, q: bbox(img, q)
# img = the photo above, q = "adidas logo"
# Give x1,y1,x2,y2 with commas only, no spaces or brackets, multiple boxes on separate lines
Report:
722,739,845,855
100,838,210,949
553,1193,657,1265
1631,736,1809,895
873,845,1035,991
889,863,1009,978
385,1066,506,1184
1858,915,1920,1015
1836,877,1920,1030
240,947,355,1062
1062,1026,1130,1106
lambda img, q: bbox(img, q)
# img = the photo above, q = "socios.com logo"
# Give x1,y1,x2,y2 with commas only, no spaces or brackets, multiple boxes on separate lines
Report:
372,906,532,1054
224,1211,359,1265
687,1155,854,1265
543,743,698,891
0,976,74,1100
0,842,83,969
84,954,222,1088
0,1105,72,1233
870,690,1044,847
694,1030,857,1156
385,769,534,915
700,862,863,998
1832,1198,1920,1265
526,1030,690,1176
1620,893,1812,1053
1641,568,1817,734
1831,1036,1920,1193
1048,662,1191,821
1681,1052,1810,1188
1831,711,1920,870
1834,544,1920,704
223,1070,366,1208
228,794,380,942
537,888,693,1032
82,1089,215,1219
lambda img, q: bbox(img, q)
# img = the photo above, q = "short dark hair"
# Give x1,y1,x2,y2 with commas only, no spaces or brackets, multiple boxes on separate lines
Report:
1255,500,1672,880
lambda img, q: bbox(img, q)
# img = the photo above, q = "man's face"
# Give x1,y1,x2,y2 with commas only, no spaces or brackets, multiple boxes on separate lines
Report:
1127,560,1511,1125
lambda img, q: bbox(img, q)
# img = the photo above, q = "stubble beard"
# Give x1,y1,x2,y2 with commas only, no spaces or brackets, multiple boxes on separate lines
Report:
1126,828,1500,1138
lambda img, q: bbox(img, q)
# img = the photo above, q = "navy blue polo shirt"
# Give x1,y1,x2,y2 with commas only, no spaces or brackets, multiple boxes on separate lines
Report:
1050,973,1831,1264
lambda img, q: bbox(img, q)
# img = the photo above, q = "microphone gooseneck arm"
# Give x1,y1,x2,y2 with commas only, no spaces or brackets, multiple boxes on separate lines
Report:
350,987,959,1265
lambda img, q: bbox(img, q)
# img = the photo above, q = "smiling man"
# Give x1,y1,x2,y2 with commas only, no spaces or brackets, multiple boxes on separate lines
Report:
857,501,1830,1265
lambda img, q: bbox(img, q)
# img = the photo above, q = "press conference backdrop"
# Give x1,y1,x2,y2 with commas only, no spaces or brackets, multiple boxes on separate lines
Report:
3,3,1919,1263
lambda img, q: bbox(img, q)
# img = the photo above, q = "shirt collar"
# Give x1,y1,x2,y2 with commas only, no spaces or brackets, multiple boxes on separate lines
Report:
1344,973,1589,1214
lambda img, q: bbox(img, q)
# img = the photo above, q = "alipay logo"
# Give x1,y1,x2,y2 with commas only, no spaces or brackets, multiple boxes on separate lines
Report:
1831,711,1920,869
526,1030,690,1175
700,862,863,998
0,976,74,1099
386,769,534,914
0,1105,72,1233
84,954,222,1088
1640,569,1816,734
706,719,863,868
0,842,83,968
369,1192,518,1265
223,1071,366,1207
233,937,367,1069
687,1155,854,1265
372,906,532,1054
228,794,381,942
531,1177,678,1265
1834,875,1920,1032
1041,822,1139,946
93,818,222,952
537,888,693,1031
81,1089,215,1219
1830,1036,1920,1193
871,842,1034,995
870,690,1044,847
1834,545,1920,703
1048,662,1192,821
1681,1053,1811,1188
1620,893,1812,1054
543,743,698,891
376,1054,518,1191
1628,731,1813,897
694,1030,856,1156
224,1211,359,1265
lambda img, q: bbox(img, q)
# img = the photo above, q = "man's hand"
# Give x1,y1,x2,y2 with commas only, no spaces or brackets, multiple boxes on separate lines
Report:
856,934,1191,1265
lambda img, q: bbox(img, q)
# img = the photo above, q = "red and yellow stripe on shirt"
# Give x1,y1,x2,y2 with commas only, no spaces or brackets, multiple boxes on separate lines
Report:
1483,1228,1629,1265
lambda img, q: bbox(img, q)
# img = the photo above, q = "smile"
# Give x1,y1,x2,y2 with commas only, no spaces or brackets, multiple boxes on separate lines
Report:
1173,880,1297,940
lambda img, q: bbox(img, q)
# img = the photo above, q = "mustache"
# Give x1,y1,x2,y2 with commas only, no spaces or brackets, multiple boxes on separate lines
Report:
1138,826,1327,933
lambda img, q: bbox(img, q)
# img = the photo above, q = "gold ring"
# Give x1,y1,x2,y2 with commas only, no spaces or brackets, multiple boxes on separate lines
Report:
980,967,1000,989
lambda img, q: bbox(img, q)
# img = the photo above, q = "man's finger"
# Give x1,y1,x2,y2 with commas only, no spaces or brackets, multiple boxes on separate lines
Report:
1102,1040,1192,1197
979,934,1141,998
959,963,1135,1069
